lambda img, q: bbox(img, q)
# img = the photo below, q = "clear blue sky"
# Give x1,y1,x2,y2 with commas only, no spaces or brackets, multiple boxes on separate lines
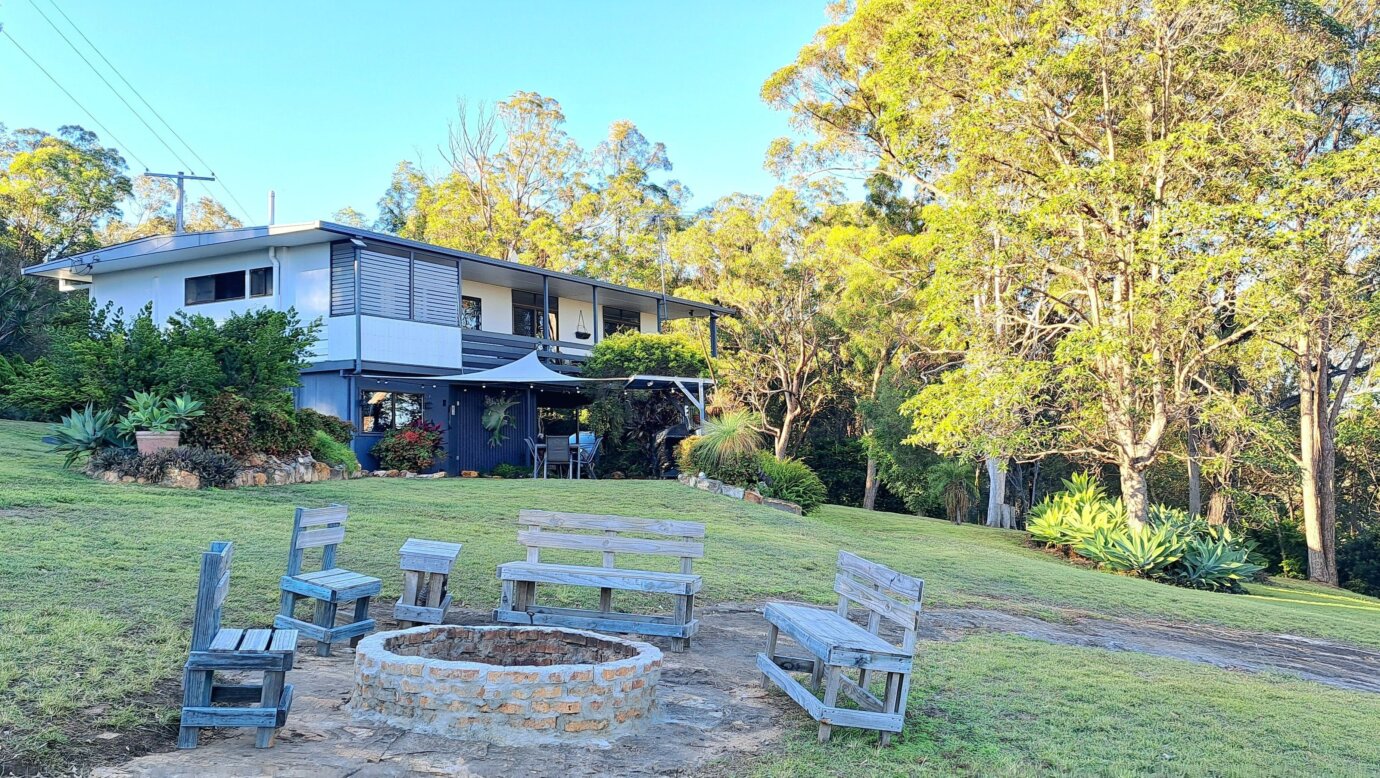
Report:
1,0,828,225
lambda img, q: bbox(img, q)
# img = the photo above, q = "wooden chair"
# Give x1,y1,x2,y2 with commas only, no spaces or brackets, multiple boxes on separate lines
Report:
495,509,705,651
274,505,382,656
544,438,573,479
179,541,297,749
757,551,923,745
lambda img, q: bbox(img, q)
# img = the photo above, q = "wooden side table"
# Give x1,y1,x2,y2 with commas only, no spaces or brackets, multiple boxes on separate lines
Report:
393,538,463,627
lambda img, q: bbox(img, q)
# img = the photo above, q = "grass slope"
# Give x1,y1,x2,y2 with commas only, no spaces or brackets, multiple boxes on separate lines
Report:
1,419,1378,774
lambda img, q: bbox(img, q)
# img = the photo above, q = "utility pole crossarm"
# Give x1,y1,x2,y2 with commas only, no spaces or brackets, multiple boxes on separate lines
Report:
144,171,216,234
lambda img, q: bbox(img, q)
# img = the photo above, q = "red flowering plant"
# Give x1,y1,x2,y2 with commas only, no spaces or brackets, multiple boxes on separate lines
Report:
371,419,445,472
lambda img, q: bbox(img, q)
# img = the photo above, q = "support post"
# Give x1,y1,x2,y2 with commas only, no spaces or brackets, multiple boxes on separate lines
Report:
542,276,551,348
709,313,719,358
592,285,600,344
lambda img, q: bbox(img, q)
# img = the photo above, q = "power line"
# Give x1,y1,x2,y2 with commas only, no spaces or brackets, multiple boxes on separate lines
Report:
28,0,198,173
1,26,150,170
43,0,259,223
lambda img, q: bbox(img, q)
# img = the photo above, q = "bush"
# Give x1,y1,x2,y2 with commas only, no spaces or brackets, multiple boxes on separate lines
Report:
675,435,702,475
491,463,529,479
310,430,359,473
183,392,254,458
757,453,828,514
1028,472,1261,593
249,404,311,456
372,419,444,472
676,435,762,486
87,446,238,488
298,407,353,445
1339,529,1380,597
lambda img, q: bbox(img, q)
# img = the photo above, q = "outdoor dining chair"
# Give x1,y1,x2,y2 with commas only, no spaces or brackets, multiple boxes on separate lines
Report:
544,437,573,479
525,437,544,479
576,436,603,479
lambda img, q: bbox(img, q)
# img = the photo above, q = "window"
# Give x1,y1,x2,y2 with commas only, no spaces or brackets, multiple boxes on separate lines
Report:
249,267,273,297
602,306,642,337
185,271,246,305
461,296,482,329
360,391,424,433
512,290,557,339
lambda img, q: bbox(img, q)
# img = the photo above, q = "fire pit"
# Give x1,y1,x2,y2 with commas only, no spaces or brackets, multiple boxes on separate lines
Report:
352,625,661,744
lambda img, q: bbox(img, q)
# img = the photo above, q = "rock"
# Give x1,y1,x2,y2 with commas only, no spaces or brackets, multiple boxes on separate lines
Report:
695,478,722,492
762,498,802,516
461,470,479,478
164,468,201,490
313,462,332,481
718,484,745,500
387,470,401,478
243,453,266,467
253,472,267,487
744,490,764,504
372,470,389,478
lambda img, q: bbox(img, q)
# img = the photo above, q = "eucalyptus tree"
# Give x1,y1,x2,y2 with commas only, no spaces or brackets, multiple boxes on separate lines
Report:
767,0,1326,531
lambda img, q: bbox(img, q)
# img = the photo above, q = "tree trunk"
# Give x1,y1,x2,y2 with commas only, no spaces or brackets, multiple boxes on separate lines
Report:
863,454,879,510
1120,462,1151,532
1186,418,1203,518
1206,490,1229,527
985,456,1011,528
1298,336,1339,584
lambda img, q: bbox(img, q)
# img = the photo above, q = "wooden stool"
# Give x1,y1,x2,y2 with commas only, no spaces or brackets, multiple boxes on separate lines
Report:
394,538,463,627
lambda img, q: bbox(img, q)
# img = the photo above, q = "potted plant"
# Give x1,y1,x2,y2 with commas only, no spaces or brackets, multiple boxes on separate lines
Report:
119,391,205,454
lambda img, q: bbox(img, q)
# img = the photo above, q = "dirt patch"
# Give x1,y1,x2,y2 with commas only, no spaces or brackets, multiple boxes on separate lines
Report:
85,601,1380,777
922,608,1380,694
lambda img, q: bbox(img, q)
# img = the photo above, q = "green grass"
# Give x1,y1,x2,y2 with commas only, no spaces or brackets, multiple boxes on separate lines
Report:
1,418,1378,774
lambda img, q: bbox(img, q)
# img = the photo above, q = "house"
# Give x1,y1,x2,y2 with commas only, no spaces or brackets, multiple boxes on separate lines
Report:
23,222,728,474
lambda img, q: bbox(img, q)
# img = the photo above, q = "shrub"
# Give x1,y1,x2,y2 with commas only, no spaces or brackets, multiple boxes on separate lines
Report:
183,392,254,458
1177,533,1266,592
87,446,238,488
1079,524,1185,578
757,453,828,514
1339,529,1380,597
297,407,353,445
697,410,763,468
491,463,529,479
675,435,702,475
372,419,444,472
677,434,761,485
50,404,124,467
249,404,311,455
310,430,359,473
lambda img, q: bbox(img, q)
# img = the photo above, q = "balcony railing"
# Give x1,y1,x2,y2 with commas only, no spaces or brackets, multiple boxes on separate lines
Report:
460,329,591,374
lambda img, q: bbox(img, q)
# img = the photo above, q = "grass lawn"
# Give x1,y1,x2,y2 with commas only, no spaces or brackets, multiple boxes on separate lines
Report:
2,417,1379,774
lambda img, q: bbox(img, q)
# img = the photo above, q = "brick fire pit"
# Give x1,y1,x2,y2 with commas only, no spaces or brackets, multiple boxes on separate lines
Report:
352,625,661,744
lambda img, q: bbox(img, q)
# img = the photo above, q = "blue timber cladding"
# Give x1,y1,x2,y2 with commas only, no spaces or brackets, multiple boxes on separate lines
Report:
446,387,535,475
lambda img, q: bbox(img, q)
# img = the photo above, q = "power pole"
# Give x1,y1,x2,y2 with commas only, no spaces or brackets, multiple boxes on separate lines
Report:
144,171,215,233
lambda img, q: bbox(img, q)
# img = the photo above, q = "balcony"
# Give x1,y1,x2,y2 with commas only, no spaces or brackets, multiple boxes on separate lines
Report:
461,329,591,374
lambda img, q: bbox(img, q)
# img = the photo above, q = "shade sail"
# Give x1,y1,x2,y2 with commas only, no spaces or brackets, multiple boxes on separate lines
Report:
368,351,611,385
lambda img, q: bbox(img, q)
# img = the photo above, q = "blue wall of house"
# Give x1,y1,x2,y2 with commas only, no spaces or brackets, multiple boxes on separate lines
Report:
295,370,535,475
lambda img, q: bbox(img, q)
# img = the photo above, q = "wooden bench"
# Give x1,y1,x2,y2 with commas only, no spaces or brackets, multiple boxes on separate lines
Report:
493,510,704,652
274,505,382,656
394,538,463,627
179,541,298,749
757,551,923,745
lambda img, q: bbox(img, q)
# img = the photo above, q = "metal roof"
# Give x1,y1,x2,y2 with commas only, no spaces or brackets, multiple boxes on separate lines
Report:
21,220,734,318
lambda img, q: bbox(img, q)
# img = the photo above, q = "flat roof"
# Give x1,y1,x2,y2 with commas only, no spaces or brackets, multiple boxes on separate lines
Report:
22,220,733,319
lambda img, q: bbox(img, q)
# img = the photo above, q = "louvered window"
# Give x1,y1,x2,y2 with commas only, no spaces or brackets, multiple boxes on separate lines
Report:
330,243,356,315
412,255,460,325
359,249,412,319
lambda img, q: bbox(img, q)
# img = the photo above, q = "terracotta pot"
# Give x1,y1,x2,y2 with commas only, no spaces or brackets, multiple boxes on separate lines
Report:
135,430,181,455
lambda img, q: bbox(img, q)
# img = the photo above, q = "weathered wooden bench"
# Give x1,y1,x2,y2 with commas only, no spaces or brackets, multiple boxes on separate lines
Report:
493,510,705,652
274,505,382,656
179,541,298,749
757,550,923,745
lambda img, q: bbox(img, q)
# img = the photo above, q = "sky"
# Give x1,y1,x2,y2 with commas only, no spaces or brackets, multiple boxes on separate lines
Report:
0,0,830,226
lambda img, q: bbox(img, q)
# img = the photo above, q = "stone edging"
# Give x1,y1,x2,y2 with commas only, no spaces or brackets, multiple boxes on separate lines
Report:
677,473,803,515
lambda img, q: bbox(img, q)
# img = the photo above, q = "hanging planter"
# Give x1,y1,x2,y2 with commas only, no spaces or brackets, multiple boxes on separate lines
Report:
574,310,592,340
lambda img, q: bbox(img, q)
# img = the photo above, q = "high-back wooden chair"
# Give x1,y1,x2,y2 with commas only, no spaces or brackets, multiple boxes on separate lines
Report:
180,541,298,749
273,505,382,656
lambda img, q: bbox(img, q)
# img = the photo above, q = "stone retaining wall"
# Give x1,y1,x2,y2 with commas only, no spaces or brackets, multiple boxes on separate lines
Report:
678,473,803,515
353,625,660,745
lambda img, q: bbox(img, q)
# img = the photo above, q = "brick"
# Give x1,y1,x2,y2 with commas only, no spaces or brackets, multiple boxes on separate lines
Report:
496,703,524,715
567,669,593,682
563,718,609,732
524,716,558,730
531,685,563,699
551,701,581,714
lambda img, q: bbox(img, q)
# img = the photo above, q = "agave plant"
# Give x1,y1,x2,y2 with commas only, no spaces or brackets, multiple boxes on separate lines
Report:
1082,523,1185,577
1177,535,1266,591
49,404,123,467
163,393,205,430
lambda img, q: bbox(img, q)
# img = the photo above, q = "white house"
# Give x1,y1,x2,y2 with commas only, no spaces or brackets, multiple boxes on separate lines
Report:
24,221,727,473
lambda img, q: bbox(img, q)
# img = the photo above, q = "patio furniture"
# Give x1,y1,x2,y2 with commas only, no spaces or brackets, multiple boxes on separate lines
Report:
274,505,382,656
495,509,705,652
757,551,923,745
179,541,297,749
575,436,603,479
525,437,544,478
544,438,573,479
393,538,463,627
